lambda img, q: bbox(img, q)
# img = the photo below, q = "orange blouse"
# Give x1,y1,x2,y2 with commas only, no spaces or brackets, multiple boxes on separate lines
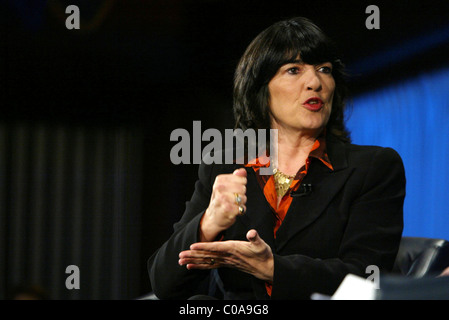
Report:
245,136,333,296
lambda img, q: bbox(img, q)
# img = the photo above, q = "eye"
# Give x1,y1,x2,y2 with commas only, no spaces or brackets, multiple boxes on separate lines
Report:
287,67,300,74
317,65,333,74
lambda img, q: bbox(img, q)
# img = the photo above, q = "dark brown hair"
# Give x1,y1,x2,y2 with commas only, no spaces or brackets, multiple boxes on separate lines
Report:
233,17,351,143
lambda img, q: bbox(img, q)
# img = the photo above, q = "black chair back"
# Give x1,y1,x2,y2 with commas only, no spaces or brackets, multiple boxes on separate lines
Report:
392,237,449,277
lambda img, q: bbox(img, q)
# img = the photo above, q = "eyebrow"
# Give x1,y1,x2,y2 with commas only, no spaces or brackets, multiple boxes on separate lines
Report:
283,59,333,67
284,59,304,65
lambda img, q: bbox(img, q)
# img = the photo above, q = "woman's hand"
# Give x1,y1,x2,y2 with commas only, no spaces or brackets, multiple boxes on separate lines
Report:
199,168,247,242
179,229,274,283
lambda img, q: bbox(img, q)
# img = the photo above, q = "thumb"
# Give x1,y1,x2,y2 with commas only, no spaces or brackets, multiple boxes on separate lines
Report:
233,168,247,177
246,229,261,244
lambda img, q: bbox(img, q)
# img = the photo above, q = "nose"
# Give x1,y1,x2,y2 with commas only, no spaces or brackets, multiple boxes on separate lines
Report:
305,68,322,91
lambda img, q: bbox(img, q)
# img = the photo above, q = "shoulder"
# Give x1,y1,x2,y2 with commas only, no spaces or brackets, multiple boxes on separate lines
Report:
341,143,405,183
343,143,403,165
327,136,404,172
344,143,402,161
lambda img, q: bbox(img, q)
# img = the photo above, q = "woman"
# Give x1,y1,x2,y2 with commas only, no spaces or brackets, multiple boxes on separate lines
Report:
148,17,406,300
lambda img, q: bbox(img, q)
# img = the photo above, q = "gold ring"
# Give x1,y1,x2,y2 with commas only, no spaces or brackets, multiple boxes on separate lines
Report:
238,205,244,215
234,193,241,205
210,258,215,265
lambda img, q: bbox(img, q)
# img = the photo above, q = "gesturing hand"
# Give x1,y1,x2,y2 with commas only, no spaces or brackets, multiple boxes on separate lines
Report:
179,229,274,283
199,168,247,242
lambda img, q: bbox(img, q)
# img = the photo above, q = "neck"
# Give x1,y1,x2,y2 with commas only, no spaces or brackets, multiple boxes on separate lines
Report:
272,126,322,176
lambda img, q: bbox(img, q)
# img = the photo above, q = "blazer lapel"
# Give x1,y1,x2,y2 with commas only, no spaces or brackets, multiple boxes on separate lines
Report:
274,139,353,252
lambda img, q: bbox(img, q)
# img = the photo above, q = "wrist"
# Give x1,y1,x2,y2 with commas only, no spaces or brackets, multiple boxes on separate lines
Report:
263,256,274,283
199,211,223,242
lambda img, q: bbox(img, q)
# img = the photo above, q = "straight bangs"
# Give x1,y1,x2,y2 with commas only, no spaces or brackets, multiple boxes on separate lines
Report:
260,19,341,84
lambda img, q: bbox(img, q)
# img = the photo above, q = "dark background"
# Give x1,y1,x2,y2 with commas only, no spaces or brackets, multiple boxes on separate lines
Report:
2,0,449,299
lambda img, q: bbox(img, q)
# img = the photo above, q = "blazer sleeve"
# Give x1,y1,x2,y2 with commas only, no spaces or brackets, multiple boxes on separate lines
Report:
271,147,406,299
147,162,215,299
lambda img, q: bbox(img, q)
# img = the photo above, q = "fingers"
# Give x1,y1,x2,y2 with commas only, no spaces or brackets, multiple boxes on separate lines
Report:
179,241,235,266
178,248,232,270
212,181,246,208
231,169,247,215
178,254,219,269
179,233,274,282
189,241,234,252
212,188,246,202
213,172,247,194
203,168,248,234
214,192,247,211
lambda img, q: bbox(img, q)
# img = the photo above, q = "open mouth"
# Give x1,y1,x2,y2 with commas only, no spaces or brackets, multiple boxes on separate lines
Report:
303,97,324,111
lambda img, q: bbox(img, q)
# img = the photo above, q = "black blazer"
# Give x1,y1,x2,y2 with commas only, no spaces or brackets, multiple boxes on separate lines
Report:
148,138,406,300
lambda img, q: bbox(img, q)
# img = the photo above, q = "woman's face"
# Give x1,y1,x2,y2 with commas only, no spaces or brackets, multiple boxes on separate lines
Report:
268,58,335,136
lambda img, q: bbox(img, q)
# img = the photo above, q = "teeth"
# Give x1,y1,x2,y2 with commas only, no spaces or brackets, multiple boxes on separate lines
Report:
309,101,319,104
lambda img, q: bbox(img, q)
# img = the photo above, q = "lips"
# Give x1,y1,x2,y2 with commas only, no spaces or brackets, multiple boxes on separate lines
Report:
303,97,324,111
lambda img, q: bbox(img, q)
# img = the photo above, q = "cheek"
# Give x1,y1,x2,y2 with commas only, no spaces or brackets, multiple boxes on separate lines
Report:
326,79,336,102
268,82,285,102
324,79,336,111
328,91,335,109
323,83,335,122
268,83,289,113
323,96,334,126
324,77,335,99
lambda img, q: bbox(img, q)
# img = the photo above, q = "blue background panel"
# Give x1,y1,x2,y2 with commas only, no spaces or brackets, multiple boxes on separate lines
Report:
346,68,449,240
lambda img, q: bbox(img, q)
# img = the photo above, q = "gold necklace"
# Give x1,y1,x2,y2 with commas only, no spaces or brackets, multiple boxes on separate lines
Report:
273,168,295,198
